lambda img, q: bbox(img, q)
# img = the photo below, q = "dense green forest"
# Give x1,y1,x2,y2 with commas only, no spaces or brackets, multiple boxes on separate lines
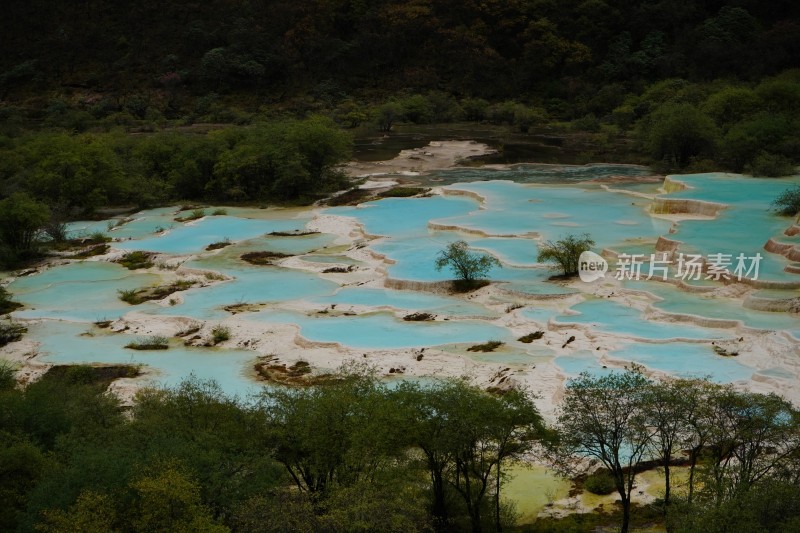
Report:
2,0,800,228
2,0,800,100
2,363,799,532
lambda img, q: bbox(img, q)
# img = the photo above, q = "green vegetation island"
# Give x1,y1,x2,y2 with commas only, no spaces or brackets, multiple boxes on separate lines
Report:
2,1,800,532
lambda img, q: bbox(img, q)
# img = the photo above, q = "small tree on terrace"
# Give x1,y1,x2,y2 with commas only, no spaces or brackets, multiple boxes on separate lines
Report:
435,240,501,289
537,233,595,276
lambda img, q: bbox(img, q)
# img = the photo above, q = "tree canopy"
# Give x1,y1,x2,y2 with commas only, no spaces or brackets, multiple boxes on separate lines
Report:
435,240,502,286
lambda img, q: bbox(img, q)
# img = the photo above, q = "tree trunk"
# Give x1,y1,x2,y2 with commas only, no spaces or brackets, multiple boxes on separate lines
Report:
470,504,482,533
663,460,671,506
459,465,482,533
495,460,502,532
431,468,448,530
621,496,631,533
687,449,698,504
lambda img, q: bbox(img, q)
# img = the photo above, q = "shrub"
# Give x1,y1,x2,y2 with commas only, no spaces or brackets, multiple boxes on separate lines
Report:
240,251,293,265
175,208,206,222
750,152,796,177
212,208,228,216
118,251,153,270
0,286,23,314
772,185,800,216
403,312,435,321
466,340,504,352
0,361,16,389
118,289,143,304
211,325,230,344
584,470,617,495
518,331,545,343
206,239,231,251
90,231,111,243
125,335,169,350
0,321,26,347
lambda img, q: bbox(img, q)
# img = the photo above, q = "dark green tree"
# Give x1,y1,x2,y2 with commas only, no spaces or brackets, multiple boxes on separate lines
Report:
552,368,654,533
641,103,720,167
0,192,50,262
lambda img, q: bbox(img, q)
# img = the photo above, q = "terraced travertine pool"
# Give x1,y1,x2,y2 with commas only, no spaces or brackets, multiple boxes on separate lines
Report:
3,166,800,406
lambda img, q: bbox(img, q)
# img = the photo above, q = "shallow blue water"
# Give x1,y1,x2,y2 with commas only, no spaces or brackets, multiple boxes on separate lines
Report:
121,216,303,255
150,264,339,320
609,343,753,382
625,280,800,331
330,195,478,238
10,262,163,322
556,343,753,382
29,320,260,396
245,310,511,349
556,298,725,340
436,181,672,248
660,173,800,280
313,287,496,317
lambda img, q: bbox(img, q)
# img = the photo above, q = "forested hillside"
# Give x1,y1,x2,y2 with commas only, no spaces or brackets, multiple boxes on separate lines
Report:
3,0,799,102
2,1,800,264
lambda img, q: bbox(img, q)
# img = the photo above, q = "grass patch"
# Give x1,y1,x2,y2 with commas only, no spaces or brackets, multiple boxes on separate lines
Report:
240,251,293,265
117,280,195,305
403,312,435,321
211,208,228,216
467,340,505,352
176,324,202,337
175,208,206,222
321,265,355,273
68,244,110,258
254,358,338,386
0,322,27,347
48,232,111,253
0,287,23,315
117,251,154,270
268,230,320,237
452,279,491,293
324,187,372,206
211,325,230,344
378,186,430,198
223,303,260,314
117,288,141,304
518,331,545,343
106,217,131,231
713,345,739,357
88,231,112,243
125,335,169,350
206,239,231,251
